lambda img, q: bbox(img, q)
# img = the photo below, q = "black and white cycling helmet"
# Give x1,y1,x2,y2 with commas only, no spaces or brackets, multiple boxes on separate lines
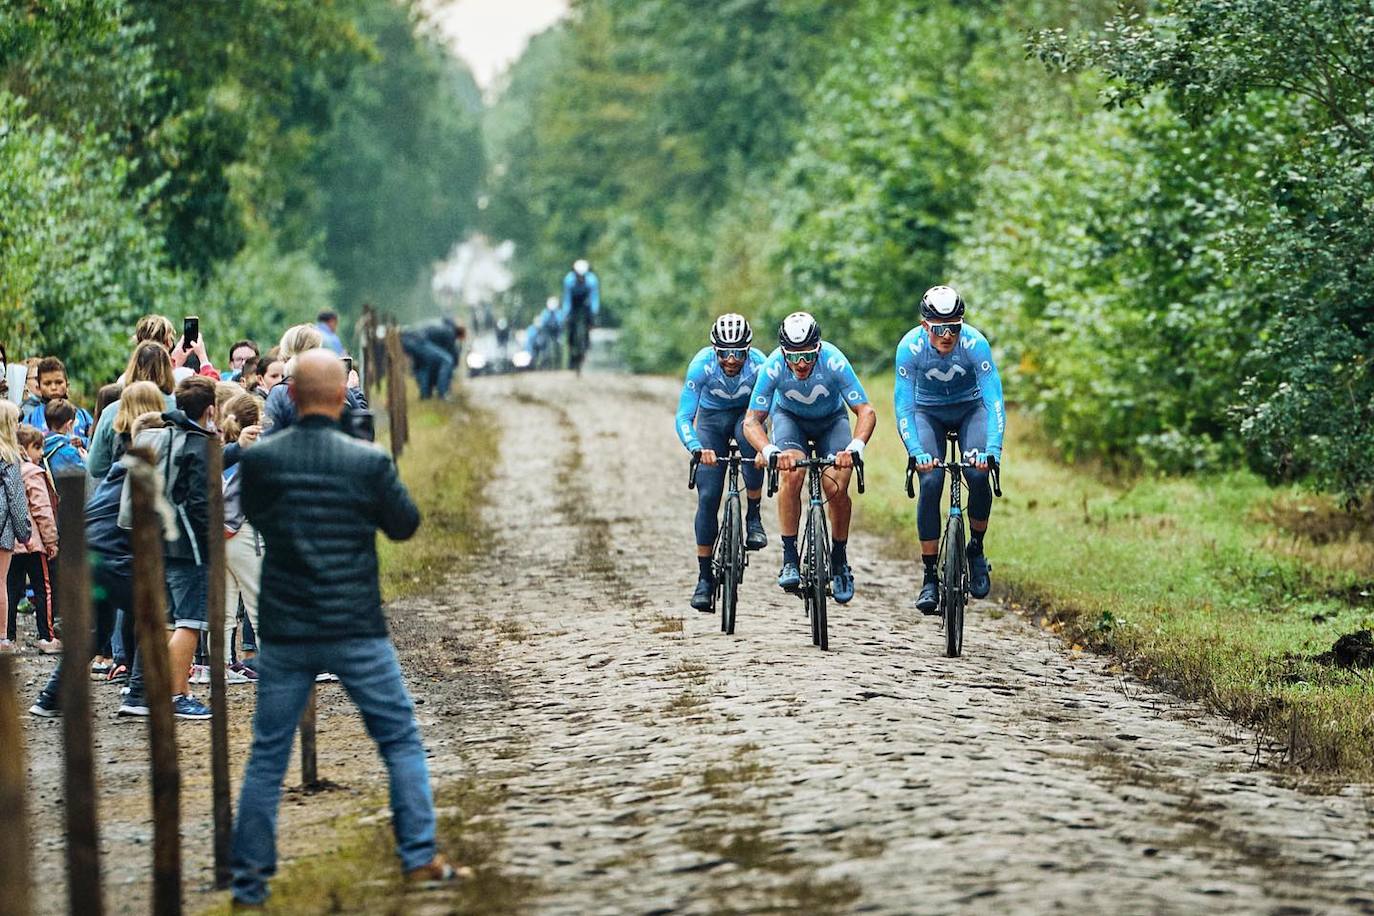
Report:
920,285,965,321
573,258,590,276
778,312,821,351
710,313,753,348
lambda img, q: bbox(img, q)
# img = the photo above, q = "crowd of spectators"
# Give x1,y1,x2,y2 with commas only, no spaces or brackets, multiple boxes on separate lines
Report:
0,311,371,720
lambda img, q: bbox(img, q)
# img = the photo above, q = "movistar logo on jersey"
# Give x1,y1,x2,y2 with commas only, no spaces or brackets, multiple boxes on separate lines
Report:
784,386,831,406
767,362,782,380
925,364,966,383
709,381,751,400
827,355,846,373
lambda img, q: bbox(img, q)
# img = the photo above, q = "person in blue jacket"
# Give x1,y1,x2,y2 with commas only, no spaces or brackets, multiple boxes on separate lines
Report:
893,285,1006,612
674,315,769,611
742,312,877,604
561,259,600,373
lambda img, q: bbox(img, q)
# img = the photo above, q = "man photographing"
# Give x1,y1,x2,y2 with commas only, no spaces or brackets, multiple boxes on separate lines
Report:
229,350,455,908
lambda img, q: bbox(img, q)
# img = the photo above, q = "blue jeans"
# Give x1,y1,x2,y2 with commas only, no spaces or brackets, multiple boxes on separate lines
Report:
230,637,436,905
404,339,456,399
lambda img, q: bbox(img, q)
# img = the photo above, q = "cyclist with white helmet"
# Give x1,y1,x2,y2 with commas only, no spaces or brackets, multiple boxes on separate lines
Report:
894,285,1006,612
743,312,876,603
675,314,770,611
562,259,600,373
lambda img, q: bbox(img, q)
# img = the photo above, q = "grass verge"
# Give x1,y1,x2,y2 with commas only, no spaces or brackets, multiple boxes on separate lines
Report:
378,384,498,600
861,375,1374,778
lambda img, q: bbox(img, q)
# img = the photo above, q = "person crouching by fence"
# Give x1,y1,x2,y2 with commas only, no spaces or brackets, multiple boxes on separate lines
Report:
117,375,217,721
229,350,456,909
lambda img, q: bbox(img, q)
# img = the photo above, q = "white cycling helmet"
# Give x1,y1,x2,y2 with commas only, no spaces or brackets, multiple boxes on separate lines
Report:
545,296,559,311
573,259,590,276
710,313,753,348
920,285,965,321
778,312,821,351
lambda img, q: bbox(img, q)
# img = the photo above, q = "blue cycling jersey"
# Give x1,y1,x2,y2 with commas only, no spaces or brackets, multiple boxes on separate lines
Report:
675,346,767,452
561,271,601,317
750,342,869,420
893,323,1006,459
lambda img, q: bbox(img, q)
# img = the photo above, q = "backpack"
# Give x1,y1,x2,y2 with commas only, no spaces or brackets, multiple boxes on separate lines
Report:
117,424,200,561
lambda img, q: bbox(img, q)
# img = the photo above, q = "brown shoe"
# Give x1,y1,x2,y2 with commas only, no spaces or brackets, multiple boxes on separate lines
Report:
406,854,469,885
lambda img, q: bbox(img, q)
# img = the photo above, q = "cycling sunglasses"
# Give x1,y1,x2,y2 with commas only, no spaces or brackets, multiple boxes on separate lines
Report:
715,347,749,361
927,321,962,338
783,348,820,365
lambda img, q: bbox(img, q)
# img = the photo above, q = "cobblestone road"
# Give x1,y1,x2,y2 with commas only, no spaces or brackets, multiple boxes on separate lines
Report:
427,371,1374,915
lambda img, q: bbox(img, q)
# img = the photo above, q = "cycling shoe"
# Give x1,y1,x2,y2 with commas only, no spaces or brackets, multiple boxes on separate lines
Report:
691,577,714,612
916,577,940,615
969,552,992,599
831,564,855,604
745,517,768,551
777,563,801,591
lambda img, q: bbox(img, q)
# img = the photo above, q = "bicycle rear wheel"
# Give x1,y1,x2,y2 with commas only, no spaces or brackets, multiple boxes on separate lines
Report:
809,507,830,651
720,496,742,635
942,515,966,658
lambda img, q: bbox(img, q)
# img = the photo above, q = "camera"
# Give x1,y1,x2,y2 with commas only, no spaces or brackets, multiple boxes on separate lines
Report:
344,408,375,442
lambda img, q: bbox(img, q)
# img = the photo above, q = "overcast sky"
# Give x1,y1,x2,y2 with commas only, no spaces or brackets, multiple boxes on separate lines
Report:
424,0,569,90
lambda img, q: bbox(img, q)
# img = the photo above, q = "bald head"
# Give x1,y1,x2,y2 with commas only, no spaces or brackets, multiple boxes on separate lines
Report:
290,349,347,419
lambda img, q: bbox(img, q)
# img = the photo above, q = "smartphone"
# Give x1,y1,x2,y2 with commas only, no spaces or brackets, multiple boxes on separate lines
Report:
183,316,200,345
342,356,353,375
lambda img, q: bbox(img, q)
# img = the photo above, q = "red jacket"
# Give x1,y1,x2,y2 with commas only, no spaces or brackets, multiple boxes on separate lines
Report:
14,459,58,558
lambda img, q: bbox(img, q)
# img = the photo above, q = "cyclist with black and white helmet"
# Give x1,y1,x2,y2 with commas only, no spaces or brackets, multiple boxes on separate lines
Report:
894,285,1006,613
675,314,770,611
743,312,876,603
562,259,600,373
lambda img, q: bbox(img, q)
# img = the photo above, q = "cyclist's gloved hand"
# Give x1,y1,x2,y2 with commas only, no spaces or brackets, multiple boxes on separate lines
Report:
758,443,780,470
836,437,865,469
699,448,718,466
911,452,936,472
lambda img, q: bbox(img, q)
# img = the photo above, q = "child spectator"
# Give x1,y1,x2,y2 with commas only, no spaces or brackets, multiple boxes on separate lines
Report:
30,357,95,448
88,342,176,482
236,356,262,395
118,376,217,720
0,402,33,651
9,426,59,654
219,392,263,684
40,398,88,474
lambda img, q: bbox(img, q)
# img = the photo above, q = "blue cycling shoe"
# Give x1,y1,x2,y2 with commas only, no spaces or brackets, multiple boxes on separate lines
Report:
831,564,854,604
691,577,714,612
968,551,992,599
916,576,940,615
777,563,801,590
745,517,768,551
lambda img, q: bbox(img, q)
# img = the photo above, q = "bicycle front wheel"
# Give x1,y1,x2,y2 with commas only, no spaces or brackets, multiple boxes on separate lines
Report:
942,515,966,658
809,507,830,651
720,496,742,635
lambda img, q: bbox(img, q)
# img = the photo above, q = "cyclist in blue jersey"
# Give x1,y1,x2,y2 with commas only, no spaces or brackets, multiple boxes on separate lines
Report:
894,286,1006,612
742,312,877,604
676,315,770,611
562,259,601,373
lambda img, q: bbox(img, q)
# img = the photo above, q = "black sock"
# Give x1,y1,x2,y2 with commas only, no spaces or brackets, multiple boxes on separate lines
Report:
747,497,762,521
922,553,938,579
968,528,986,554
782,535,799,566
698,556,713,582
831,538,847,568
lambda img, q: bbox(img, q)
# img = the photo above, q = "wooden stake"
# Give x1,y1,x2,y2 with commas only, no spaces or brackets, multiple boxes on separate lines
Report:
128,453,182,916
206,440,232,889
299,686,318,788
55,471,104,916
0,655,33,916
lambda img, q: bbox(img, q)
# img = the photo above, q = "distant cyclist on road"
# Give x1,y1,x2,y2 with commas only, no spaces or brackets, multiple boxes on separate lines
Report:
894,286,1005,613
743,313,876,604
675,315,769,612
562,259,600,373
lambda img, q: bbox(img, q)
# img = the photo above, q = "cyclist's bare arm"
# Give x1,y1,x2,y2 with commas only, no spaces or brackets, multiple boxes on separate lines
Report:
743,409,772,467
835,402,877,469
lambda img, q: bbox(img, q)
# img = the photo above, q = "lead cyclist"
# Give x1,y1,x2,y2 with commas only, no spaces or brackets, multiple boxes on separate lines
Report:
675,314,769,611
893,285,1006,613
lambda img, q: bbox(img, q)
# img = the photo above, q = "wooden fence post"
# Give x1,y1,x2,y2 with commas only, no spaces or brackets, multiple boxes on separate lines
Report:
55,471,104,916
385,325,407,463
128,453,182,916
299,687,319,788
0,655,34,916
206,440,232,889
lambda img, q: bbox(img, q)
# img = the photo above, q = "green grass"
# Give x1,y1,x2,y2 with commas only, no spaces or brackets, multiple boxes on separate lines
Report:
378,384,498,601
861,375,1374,778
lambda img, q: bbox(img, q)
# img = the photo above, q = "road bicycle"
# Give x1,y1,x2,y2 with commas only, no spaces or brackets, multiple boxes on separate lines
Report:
767,454,865,651
905,431,1001,658
688,443,752,635
567,310,591,375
